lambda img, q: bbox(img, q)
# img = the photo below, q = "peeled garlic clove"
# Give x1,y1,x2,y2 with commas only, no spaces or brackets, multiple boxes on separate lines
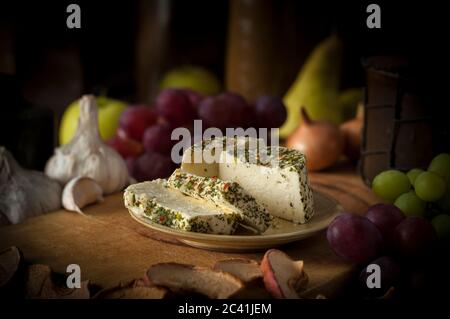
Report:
62,177,103,214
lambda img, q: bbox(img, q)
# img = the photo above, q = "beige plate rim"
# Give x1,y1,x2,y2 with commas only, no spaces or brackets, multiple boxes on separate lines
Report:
128,189,343,244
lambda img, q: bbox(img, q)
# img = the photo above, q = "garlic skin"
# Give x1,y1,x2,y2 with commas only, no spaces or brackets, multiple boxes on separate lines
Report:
62,176,103,214
45,95,129,194
0,147,62,224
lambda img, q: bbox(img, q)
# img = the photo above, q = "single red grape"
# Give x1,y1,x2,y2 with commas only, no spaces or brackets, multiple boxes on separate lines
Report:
155,89,197,126
106,128,144,158
198,92,254,130
359,256,401,297
254,95,287,129
366,204,405,246
181,88,204,111
394,217,437,258
119,106,157,142
131,151,175,182
327,213,383,264
126,156,137,177
142,123,177,155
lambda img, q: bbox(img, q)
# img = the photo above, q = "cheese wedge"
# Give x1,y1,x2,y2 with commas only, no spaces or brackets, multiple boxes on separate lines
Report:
220,146,314,224
181,138,314,224
167,169,272,233
124,179,240,234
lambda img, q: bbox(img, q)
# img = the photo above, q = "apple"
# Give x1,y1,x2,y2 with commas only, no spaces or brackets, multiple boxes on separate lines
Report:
159,65,221,95
260,249,308,299
59,96,127,145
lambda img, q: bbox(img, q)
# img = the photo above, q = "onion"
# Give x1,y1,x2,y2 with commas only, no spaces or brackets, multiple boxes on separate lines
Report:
286,108,343,171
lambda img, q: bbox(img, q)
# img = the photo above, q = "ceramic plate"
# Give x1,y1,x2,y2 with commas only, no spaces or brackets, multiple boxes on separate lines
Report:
128,190,342,252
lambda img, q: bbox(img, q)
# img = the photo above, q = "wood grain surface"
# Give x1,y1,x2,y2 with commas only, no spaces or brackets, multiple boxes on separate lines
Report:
0,164,379,298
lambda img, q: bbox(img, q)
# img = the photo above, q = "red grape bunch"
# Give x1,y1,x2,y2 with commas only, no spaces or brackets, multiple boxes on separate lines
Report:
108,88,288,181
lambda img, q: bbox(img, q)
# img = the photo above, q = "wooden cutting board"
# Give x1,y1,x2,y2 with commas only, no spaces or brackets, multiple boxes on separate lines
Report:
0,164,379,298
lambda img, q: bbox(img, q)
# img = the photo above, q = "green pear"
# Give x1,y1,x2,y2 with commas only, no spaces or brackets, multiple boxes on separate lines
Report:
280,34,343,138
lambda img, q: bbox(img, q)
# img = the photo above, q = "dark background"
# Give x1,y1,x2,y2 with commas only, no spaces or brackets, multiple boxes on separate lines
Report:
0,0,448,169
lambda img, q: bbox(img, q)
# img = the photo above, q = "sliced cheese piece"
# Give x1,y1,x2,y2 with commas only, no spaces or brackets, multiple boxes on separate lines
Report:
181,137,314,224
167,169,272,233
124,179,240,234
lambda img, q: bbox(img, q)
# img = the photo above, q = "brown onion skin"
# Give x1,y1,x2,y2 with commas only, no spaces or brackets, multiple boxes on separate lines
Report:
286,108,344,171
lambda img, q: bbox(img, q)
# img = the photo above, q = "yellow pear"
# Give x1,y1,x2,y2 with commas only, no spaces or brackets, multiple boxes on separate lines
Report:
280,34,343,138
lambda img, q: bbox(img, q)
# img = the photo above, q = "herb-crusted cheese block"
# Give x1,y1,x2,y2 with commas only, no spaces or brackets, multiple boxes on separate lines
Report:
220,146,314,224
167,169,272,233
181,137,314,224
124,179,240,234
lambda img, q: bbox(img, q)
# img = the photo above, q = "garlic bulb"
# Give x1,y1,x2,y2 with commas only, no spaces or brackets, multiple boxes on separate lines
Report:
45,95,129,194
0,147,62,224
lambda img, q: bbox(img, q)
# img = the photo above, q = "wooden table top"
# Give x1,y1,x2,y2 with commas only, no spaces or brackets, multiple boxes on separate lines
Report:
0,163,379,298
